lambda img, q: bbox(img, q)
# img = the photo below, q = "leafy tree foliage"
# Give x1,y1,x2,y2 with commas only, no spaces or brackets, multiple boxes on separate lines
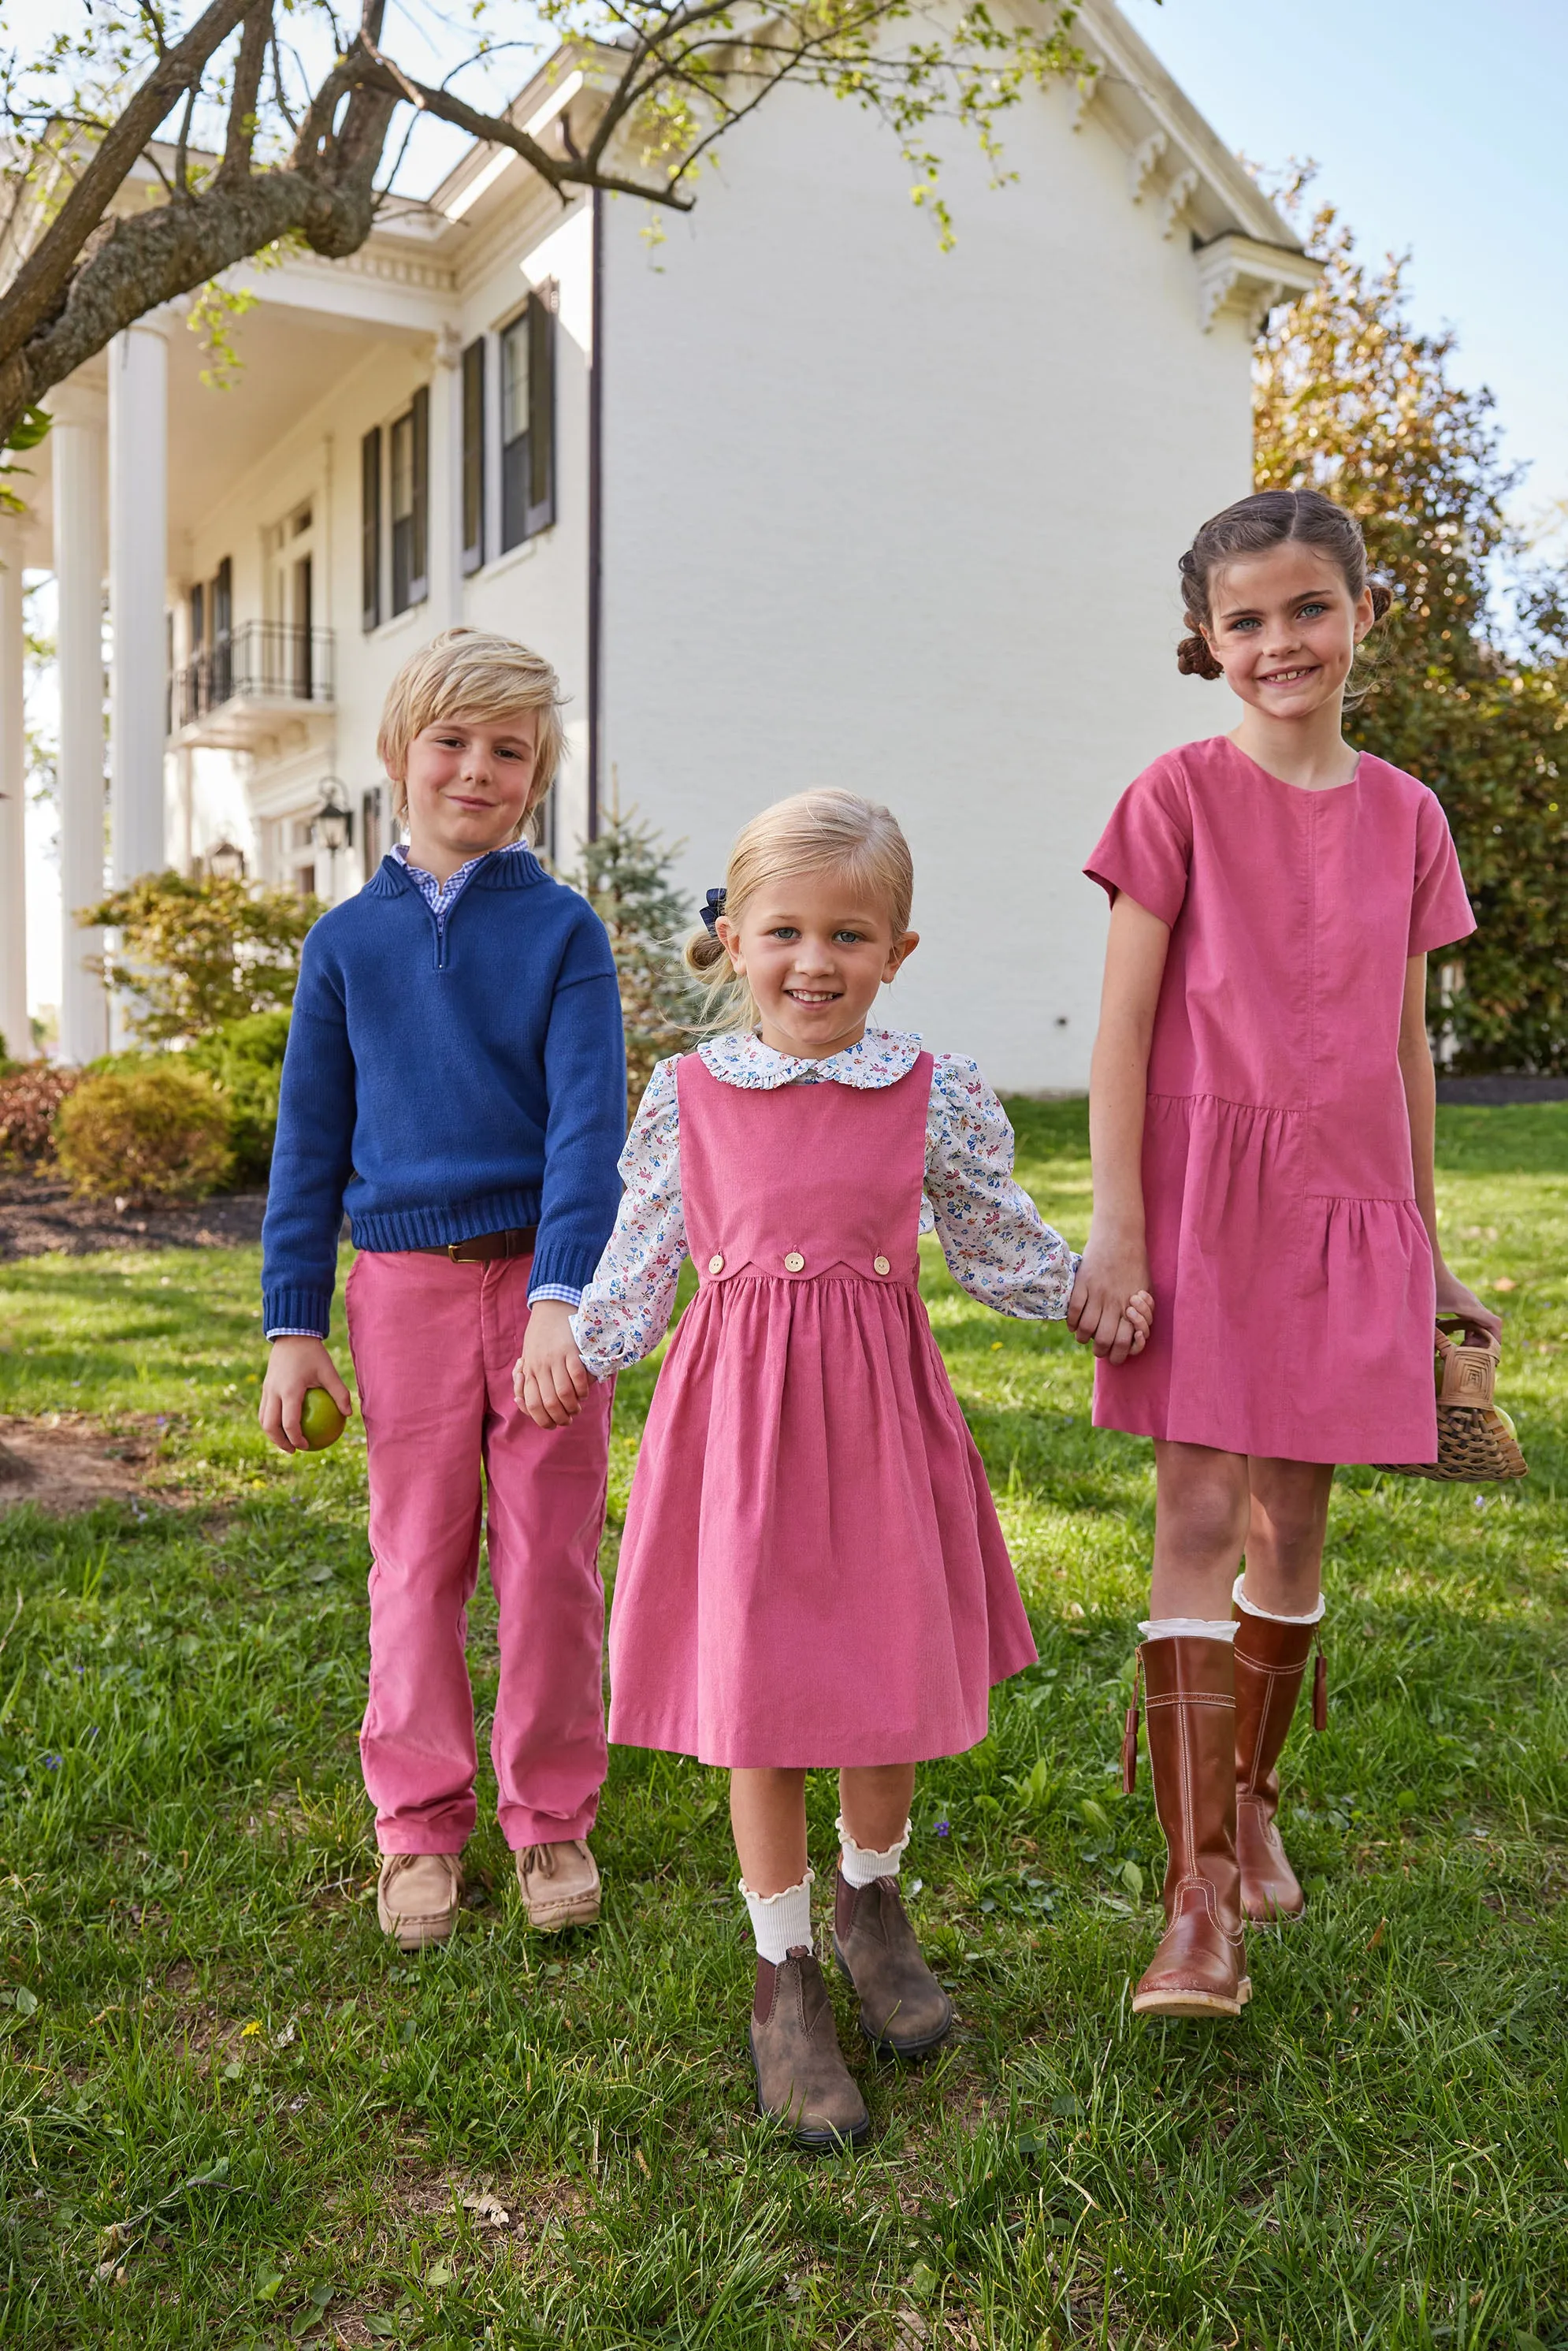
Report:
573,811,697,1120
79,869,321,1043
1254,206,1568,1071
0,0,1088,448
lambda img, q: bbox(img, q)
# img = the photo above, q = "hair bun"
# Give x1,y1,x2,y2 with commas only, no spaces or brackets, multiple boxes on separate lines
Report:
1176,631,1223,681
1368,579,1395,622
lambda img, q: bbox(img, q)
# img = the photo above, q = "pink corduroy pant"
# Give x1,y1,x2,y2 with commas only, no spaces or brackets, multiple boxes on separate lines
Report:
344,1248,613,1855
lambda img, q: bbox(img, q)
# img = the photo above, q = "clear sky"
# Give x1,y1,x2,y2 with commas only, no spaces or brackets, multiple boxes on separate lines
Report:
1120,0,1568,538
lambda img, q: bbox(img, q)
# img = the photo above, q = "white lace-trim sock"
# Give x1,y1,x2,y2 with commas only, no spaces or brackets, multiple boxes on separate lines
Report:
1138,1618,1238,1642
1232,1572,1326,1627
836,1814,912,1888
740,1868,814,1964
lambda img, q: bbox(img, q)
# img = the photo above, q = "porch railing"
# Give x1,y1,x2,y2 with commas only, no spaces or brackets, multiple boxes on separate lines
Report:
168,621,336,733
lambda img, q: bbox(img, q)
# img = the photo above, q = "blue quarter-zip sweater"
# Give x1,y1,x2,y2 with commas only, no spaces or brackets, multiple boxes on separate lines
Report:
261,847,626,1338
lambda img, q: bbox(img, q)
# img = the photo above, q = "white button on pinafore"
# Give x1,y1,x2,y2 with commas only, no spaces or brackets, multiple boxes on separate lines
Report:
872,1255,891,1276
708,1253,725,1274
783,1251,805,1273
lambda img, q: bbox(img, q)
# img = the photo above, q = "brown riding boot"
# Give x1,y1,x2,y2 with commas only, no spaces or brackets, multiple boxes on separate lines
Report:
749,1947,871,2150
1126,1635,1250,2018
1233,1608,1325,1922
833,1871,954,2056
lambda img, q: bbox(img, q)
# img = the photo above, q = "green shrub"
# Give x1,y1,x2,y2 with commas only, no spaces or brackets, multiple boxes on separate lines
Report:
55,1063,235,1203
187,1010,289,1177
0,1062,80,1166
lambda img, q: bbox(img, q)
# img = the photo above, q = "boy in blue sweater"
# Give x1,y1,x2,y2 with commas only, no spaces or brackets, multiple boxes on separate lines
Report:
259,629,626,1949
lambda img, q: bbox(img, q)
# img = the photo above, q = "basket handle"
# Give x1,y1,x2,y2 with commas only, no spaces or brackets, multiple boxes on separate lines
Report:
1435,1317,1500,1362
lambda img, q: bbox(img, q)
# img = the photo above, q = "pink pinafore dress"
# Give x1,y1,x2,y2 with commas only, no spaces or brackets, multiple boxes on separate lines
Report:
606,1051,1037,1769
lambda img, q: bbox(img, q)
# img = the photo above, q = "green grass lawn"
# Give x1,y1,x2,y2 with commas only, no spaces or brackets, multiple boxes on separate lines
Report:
1,1101,1564,2349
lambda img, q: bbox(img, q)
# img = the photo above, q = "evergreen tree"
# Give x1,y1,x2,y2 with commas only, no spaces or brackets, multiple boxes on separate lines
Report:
574,813,698,1120
1255,206,1568,1070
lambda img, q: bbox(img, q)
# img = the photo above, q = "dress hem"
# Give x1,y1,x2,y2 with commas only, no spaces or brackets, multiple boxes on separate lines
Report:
1091,1403,1439,1467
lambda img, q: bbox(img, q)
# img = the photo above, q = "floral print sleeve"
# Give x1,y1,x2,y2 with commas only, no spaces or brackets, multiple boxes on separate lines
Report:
923,1056,1078,1318
570,1059,689,1377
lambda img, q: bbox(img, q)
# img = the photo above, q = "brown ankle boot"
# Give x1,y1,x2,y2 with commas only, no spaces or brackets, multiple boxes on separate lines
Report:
1233,1610,1325,1922
1127,1636,1250,2018
833,1871,953,2056
749,1947,871,2149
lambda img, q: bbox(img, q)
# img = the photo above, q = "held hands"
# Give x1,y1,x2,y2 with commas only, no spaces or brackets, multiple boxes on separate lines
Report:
259,1335,353,1453
1067,1237,1155,1366
514,1300,593,1429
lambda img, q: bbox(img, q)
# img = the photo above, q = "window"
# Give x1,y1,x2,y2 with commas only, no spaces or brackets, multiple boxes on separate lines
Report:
462,338,485,575
500,288,556,553
361,426,381,631
389,388,429,616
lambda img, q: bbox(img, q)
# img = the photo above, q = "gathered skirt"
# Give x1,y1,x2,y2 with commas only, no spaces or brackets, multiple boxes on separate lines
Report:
608,1270,1038,1768
1094,1092,1440,1464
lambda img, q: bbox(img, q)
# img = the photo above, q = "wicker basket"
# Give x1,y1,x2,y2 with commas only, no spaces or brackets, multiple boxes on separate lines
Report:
1374,1320,1527,1482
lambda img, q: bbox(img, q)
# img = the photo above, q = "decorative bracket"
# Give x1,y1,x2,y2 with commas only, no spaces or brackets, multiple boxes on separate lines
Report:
1127,129,1166,199
1195,232,1321,333
1161,166,1200,239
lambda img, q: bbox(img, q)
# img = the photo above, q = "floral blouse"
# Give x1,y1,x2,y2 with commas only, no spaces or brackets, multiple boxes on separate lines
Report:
571,1027,1078,1377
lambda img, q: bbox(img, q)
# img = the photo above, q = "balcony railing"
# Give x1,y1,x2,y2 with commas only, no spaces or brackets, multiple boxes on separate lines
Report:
169,621,335,736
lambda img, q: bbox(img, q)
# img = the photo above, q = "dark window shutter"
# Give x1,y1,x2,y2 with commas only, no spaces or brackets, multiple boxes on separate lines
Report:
361,426,382,631
212,556,232,701
525,285,556,538
409,385,429,605
462,339,485,575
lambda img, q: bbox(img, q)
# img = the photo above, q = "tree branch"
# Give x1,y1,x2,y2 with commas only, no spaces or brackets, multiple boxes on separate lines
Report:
218,2,273,186
345,54,697,207
0,0,255,369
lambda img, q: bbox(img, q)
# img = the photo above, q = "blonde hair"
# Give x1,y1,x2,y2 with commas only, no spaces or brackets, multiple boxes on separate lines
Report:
376,627,567,838
684,790,915,1033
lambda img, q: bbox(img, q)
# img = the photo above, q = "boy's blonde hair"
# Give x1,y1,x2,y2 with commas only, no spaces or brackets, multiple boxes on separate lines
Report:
376,627,567,837
684,789,915,1034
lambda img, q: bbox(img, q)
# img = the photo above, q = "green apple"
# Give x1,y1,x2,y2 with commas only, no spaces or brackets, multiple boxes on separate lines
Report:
299,1387,347,1451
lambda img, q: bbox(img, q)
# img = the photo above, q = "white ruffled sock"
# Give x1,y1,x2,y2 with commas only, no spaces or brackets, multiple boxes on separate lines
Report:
741,1868,814,1963
837,1814,912,1888
1233,1572,1326,1626
1138,1617,1238,1642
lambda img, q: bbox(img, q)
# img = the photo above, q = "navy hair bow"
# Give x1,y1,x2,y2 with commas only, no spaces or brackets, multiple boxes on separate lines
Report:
700,887,727,935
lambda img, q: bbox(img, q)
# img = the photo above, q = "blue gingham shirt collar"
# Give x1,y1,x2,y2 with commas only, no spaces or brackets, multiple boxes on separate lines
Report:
391,841,492,917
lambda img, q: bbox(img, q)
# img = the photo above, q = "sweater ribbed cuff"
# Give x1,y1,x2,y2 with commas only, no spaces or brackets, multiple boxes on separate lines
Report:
528,1238,608,1298
262,1286,333,1341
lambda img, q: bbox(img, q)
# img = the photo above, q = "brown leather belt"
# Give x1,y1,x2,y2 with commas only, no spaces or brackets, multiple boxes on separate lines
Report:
419,1226,537,1263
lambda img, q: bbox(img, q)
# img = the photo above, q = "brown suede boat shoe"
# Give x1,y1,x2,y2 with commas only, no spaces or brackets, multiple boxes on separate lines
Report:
516,1839,601,1931
377,1851,464,1951
832,1871,954,2056
749,1948,871,2151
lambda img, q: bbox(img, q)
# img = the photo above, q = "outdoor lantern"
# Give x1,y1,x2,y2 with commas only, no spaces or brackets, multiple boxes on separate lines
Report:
206,839,247,881
310,777,354,854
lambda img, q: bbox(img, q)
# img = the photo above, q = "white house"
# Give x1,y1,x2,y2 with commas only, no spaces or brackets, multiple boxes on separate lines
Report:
4,0,1315,1089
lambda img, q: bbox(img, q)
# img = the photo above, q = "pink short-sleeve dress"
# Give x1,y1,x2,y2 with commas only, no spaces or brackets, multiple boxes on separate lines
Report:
1085,736,1474,1464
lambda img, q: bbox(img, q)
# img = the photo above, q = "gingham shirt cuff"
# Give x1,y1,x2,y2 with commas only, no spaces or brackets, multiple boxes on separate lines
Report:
266,1326,321,1340
526,1282,584,1311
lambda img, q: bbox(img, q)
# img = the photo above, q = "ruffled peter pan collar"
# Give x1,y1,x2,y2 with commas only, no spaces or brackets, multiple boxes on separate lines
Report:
697,1026,923,1091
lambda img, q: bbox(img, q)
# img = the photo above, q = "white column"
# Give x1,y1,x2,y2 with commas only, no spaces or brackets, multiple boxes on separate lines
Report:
0,511,28,1063
52,388,108,1066
108,315,171,886
427,325,463,631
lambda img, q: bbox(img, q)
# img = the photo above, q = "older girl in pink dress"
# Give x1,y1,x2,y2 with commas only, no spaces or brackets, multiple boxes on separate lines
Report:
570,790,1147,2148
1071,489,1497,2022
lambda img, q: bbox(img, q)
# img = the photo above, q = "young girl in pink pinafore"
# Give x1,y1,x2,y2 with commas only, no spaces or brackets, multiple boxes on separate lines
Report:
1068,489,1496,2024
572,790,1151,2148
